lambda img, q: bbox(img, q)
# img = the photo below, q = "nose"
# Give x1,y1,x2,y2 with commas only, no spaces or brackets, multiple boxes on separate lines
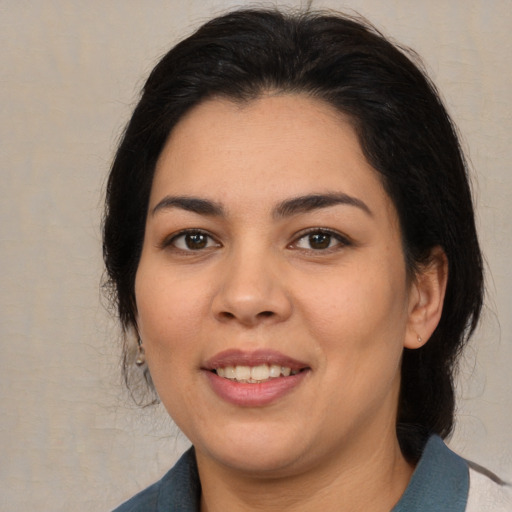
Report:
211,249,293,327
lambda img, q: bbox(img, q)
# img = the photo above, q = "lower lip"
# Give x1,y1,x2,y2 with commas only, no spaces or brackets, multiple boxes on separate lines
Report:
204,370,309,407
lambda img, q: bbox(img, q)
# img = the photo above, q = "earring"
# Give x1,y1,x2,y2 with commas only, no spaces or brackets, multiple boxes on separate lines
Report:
135,343,146,366
417,334,423,344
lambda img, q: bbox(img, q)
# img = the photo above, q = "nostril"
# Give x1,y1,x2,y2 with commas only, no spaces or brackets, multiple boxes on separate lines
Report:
258,311,274,318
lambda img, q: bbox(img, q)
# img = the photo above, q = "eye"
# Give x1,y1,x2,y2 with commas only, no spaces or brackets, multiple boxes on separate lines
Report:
167,230,220,251
292,229,349,251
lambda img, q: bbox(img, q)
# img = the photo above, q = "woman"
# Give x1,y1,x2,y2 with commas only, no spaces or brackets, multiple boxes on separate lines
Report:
103,8,510,511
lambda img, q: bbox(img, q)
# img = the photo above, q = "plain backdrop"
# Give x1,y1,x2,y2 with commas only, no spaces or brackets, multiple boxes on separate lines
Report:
1,1,511,510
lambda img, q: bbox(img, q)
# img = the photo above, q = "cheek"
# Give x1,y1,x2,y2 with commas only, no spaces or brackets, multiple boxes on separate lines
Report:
308,269,408,417
297,257,409,379
303,261,407,335
134,266,210,418
134,264,209,363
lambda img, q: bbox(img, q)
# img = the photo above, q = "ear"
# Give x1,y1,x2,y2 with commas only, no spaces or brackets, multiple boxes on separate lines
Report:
404,247,448,349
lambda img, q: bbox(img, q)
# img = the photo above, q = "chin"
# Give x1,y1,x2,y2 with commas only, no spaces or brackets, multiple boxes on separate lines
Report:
196,422,313,475
215,447,305,476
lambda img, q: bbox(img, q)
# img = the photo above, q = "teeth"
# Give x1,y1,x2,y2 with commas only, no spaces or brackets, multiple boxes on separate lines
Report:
215,364,300,382
251,364,270,381
235,365,251,381
269,364,281,378
224,366,236,379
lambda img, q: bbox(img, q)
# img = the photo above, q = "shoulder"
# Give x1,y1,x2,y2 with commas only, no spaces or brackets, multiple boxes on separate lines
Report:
111,448,200,512
465,461,512,512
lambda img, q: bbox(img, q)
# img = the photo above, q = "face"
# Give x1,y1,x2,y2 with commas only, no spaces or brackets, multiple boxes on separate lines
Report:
135,94,418,477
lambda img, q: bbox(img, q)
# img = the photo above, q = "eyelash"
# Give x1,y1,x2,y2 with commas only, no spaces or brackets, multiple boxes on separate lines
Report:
290,228,351,252
161,230,220,252
161,228,351,254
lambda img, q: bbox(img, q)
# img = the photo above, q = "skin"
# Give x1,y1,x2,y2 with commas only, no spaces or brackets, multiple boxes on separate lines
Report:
135,94,447,511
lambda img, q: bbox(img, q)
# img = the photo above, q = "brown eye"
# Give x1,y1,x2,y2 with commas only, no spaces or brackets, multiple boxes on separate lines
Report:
171,231,218,251
308,232,332,249
185,233,208,249
293,229,348,251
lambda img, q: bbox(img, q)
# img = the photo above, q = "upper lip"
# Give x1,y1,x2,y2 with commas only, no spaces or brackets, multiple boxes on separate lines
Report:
203,349,309,371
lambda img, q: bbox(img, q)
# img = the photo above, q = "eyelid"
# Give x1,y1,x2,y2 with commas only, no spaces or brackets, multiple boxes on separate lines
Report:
289,227,352,251
160,229,221,251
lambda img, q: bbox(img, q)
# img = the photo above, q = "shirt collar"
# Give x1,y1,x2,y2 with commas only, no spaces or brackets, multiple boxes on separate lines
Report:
392,435,469,512
157,447,200,511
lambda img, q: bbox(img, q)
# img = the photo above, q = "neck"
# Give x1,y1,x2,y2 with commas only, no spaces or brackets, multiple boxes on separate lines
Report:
197,428,414,512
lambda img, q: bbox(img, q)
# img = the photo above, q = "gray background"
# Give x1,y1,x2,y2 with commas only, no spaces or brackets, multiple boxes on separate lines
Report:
1,1,511,510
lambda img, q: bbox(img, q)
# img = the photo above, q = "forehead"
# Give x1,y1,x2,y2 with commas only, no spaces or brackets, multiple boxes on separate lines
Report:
151,94,392,217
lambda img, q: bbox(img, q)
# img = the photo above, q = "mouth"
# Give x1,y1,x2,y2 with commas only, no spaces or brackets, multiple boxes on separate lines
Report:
213,364,304,383
203,349,310,406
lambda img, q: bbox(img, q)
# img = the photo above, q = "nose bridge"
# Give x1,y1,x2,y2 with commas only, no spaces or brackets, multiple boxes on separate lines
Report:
212,239,291,325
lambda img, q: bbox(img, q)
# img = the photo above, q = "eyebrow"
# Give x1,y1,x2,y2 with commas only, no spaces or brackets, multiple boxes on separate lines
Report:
151,196,224,217
273,193,372,218
151,192,372,218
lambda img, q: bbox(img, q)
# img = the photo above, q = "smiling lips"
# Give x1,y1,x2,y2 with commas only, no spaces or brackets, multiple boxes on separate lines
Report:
203,349,310,406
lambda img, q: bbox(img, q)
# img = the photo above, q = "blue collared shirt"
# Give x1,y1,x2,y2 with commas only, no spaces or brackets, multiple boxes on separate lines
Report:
113,436,472,511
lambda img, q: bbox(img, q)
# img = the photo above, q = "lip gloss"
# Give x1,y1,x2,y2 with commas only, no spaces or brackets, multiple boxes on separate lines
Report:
204,369,309,407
